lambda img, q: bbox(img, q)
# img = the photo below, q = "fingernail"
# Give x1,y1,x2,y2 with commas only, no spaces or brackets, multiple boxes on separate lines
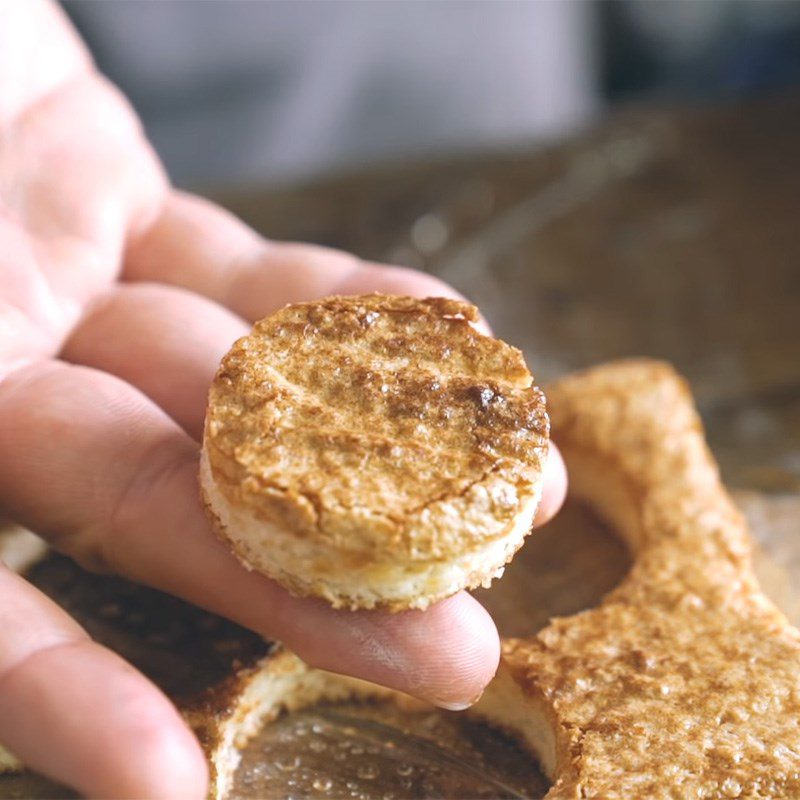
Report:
432,682,488,712
435,700,473,712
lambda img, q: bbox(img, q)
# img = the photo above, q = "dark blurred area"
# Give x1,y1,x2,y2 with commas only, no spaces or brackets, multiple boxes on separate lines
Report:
63,0,800,190
600,1,800,99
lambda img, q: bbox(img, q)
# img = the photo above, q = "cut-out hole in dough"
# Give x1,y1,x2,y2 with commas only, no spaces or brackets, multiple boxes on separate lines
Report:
474,499,632,638
232,699,549,800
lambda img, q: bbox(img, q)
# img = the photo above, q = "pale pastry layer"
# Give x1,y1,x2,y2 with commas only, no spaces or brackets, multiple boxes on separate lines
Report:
201,449,541,611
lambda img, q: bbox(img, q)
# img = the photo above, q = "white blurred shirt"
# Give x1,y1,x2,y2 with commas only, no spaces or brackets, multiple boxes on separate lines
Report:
66,1,598,186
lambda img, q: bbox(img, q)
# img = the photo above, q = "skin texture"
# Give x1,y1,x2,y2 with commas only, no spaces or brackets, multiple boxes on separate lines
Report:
0,3,567,798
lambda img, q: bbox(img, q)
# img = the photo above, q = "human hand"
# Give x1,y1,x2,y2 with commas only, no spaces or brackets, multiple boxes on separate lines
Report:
0,3,567,798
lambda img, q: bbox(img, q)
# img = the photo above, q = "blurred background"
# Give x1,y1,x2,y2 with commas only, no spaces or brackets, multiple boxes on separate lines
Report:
63,0,800,497
65,0,800,189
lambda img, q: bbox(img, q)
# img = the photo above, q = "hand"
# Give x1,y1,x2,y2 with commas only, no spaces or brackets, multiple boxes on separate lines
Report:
0,3,567,798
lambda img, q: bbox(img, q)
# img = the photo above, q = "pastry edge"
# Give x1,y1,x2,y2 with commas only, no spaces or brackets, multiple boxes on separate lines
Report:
200,448,542,611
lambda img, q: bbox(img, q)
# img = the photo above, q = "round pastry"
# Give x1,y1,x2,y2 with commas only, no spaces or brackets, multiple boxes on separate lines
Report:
200,294,549,611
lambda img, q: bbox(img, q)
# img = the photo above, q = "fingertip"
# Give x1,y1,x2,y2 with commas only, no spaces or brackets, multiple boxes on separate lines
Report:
0,642,209,800
348,263,461,304
283,589,500,711
77,678,209,800
338,263,495,333
419,592,501,709
118,701,208,800
533,442,568,528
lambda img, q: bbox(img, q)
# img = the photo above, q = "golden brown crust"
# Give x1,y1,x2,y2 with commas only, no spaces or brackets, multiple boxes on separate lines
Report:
203,293,548,574
502,359,800,798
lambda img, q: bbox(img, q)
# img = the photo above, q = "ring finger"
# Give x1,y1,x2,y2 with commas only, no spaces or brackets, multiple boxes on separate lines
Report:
0,565,207,799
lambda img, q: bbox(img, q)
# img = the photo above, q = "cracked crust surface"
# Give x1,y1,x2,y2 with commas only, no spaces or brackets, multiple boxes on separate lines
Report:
202,294,548,608
477,360,800,798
